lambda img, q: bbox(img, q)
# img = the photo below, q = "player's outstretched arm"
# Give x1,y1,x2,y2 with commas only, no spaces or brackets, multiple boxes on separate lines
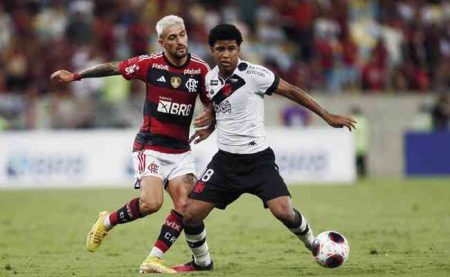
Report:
50,62,120,84
274,79,356,131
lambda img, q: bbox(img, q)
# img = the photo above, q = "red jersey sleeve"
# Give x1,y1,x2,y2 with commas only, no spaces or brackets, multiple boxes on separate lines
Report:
199,63,211,104
118,55,152,81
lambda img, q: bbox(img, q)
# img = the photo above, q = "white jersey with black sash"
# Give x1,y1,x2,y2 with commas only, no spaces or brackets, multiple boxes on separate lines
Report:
205,59,279,154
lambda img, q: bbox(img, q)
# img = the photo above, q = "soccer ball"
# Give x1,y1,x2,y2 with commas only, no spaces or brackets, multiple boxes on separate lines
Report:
312,231,350,268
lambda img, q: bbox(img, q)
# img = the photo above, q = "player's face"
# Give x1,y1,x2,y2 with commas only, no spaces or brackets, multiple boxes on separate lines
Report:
211,40,240,76
159,24,188,60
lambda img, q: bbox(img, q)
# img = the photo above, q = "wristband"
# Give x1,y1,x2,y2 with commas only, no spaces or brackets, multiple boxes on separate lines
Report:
72,73,81,81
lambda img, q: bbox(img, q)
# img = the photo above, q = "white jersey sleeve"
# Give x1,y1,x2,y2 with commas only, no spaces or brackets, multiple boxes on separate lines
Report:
245,63,280,96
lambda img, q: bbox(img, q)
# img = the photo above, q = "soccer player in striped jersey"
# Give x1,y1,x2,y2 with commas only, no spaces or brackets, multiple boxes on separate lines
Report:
172,24,356,272
50,15,214,274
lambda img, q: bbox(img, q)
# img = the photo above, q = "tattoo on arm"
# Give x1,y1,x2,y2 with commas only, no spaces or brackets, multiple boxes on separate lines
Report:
79,62,120,78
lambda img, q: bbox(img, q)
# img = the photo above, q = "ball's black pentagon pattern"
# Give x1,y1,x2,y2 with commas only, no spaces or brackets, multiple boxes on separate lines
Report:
325,254,344,268
328,231,345,243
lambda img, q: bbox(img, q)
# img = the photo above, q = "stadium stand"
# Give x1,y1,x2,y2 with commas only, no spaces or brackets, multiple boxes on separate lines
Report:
0,0,448,129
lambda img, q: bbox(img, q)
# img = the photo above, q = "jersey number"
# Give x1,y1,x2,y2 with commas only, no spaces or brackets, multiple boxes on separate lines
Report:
201,169,214,182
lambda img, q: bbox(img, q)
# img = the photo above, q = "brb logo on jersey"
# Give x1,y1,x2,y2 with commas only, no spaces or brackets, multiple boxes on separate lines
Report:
157,99,192,116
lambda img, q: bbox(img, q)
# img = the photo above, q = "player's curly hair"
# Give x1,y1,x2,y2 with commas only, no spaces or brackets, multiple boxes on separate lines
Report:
208,24,243,47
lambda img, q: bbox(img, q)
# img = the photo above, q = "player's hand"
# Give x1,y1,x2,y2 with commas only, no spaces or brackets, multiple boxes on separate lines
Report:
193,105,214,128
50,70,76,84
325,113,356,131
189,127,213,144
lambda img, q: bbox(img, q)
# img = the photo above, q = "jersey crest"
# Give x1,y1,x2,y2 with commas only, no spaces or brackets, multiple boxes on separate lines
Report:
170,76,181,88
210,74,245,105
185,78,199,93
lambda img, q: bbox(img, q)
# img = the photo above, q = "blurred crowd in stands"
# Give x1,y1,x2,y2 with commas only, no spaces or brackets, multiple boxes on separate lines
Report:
0,0,449,129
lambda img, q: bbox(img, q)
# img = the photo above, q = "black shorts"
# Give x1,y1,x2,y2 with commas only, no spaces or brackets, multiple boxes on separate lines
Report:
189,147,290,209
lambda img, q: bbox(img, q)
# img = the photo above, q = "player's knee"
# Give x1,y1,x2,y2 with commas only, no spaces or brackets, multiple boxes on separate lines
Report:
270,202,295,223
182,209,202,226
139,198,163,215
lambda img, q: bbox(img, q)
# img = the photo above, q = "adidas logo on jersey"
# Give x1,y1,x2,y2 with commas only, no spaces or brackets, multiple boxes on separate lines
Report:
157,76,166,82
157,100,192,116
248,141,257,146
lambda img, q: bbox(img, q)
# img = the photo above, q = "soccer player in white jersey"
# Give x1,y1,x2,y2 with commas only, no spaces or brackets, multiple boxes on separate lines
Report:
172,24,356,272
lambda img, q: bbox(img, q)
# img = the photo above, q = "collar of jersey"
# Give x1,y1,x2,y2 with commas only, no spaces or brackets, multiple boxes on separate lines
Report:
162,52,191,69
217,58,244,83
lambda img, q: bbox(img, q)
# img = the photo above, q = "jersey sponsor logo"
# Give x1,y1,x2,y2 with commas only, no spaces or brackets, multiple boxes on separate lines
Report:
185,78,198,92
210,79,219,85
157,76,166,82
157,100,193,116
246,69,265,77
152,63,169,71
171,76,181,88
184,68,202,75
138,54,150,60
125,64,139,75
214,99,231,115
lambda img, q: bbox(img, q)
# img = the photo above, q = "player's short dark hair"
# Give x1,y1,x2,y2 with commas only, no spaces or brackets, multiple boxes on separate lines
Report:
208,24,243,47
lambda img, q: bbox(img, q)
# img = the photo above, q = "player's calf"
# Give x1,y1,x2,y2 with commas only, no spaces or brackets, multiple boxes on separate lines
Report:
149,209,184,258
281,208,315,251
103,197,145,230
175,222,213,271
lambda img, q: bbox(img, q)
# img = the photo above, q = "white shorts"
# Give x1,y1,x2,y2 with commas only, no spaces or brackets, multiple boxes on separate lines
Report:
132,150,196,188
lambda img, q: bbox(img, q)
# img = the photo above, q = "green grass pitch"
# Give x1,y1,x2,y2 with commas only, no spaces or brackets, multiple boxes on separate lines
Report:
1,179,449,276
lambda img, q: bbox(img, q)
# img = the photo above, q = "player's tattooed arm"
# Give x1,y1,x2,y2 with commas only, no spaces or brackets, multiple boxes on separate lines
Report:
78,62,120,79
50,62,120,83
274,79,356,131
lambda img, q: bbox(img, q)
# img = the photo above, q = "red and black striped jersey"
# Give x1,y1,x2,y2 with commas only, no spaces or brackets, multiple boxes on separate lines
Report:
119,52,210,153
